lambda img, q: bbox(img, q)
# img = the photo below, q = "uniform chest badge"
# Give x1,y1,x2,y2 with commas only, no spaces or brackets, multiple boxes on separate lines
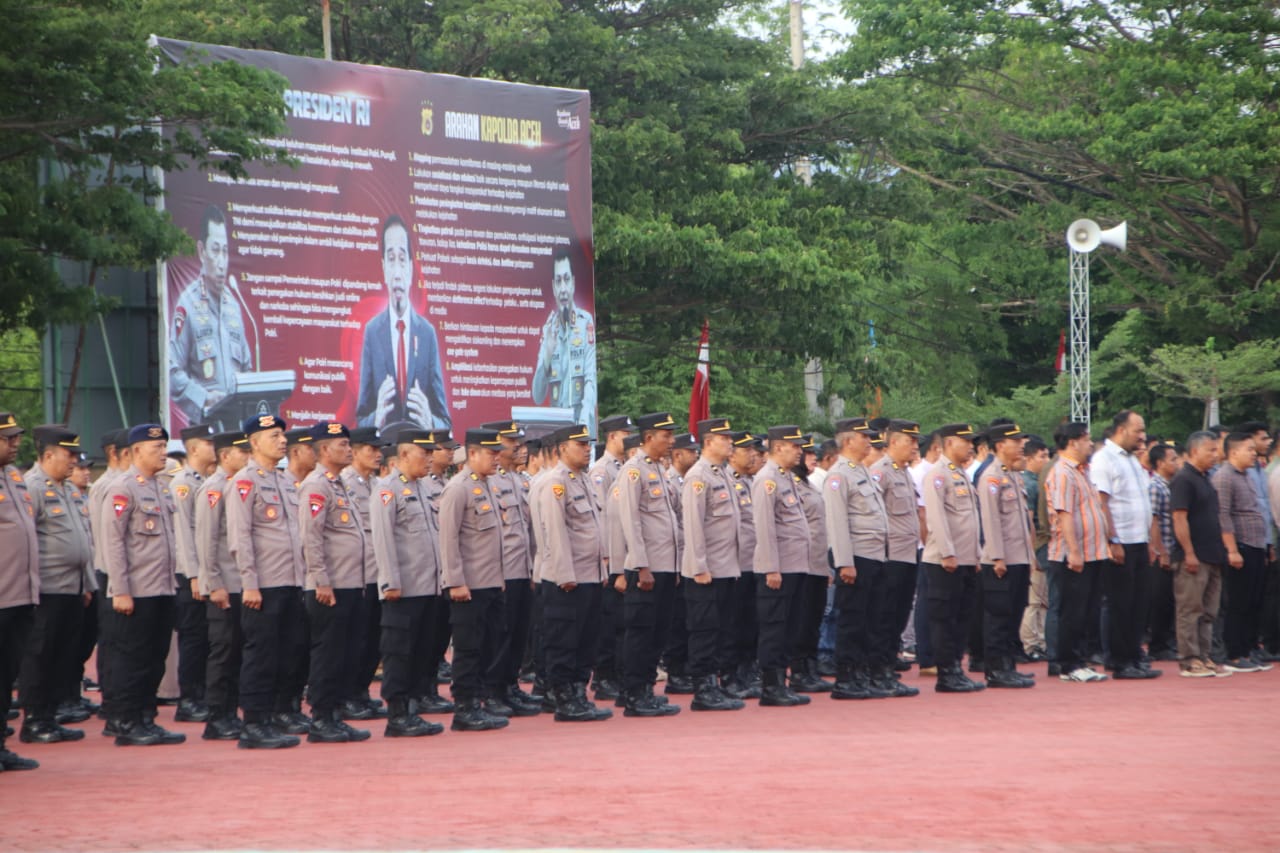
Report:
473,487,483,495
202,359,215,379
265,506,279,519
989,484,999,495
717,491,729,500
650,487,663,497
479,504,491,513
143,518,156,531
339,512,350,523
647,471,659,481
236,480,253,501
402,488,412,496
45,490,55,498
955,487,969,497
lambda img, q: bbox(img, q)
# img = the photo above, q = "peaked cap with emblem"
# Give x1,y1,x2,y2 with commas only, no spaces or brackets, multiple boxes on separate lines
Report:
552,424,591,445
672,433,699,451
348,427,381,447
464,428,503,447
0,412,22,438
766,425,805,444
33,425,80,449
986,421,1028,443
284,427,312,446
127,423,169,446
697,417,733,436
243,414,287,436
599,414,634,435
213,431,247,451
309,421,351,442
636,412,677,432
936,423,976,440
887,419,921,436
180,423,215,442
834,417,872,433
480,420,526,439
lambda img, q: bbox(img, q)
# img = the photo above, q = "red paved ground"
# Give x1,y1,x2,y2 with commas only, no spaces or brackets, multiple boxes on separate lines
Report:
6,663,1278,852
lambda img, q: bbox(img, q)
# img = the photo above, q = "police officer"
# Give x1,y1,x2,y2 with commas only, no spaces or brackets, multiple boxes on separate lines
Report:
89,429,131,715
868,419,924,697
414,430,457,715
299,422,372,744
790,435,832,694
922,423,986,693
534,424,613,722
18,426,94,743
680,418,744,711
101,424,185,746
824,417,891,700
169,204,252,423
171,423,216,723
0,414,41,771
371,429,446,738
588,415,632,700
663,432,699,694
531,248,596,434
438,428,509,732
723,431,761,699
225,414,305,749
340,426,387,721
751,426,813,707
478,421,540,718
976,423,1037,688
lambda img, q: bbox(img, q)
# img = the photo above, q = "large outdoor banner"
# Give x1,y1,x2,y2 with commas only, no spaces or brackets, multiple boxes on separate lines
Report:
157,39,595,439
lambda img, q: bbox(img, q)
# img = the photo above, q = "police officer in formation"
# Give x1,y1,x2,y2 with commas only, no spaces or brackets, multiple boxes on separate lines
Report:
170,423,215,723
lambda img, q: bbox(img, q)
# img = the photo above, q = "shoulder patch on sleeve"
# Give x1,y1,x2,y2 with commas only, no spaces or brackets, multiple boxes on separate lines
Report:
764,479,776,494
829,477,842,490
627,468,640,482
379,490,394,506
552,484,565,498
691,481,705,494
207,490,222,508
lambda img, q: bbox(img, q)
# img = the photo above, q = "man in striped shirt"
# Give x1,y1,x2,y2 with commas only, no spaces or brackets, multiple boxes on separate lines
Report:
1045,422,1110,683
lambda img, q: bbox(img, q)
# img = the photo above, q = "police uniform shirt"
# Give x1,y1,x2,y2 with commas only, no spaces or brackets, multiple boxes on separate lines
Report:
590,451,625,577
225,464,305,590
977,464,1034,566
194,469,240,596
90,468,124,574
0,464,40,608
101,466,177,598
169,277,252,419
869,455,921,564
614,453,681,573
751,459,811,574
922,457,981,566
438,465,505,591
824,457,890,566
372,473,441,598
299,468,368,591
532,305,597,428
528,469,552,584
795,475,830,577
170,466,204,580
731,469,757,573
341,466,380,585
491,467,533,581
536,461,606,586
25,462,95,595
680,457,741,580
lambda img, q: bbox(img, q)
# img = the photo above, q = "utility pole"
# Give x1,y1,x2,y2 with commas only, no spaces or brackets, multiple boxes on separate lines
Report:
791,0,827,419
322,0,333,60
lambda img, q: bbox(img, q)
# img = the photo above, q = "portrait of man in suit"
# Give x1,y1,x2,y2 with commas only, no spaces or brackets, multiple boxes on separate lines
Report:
355,214,451,429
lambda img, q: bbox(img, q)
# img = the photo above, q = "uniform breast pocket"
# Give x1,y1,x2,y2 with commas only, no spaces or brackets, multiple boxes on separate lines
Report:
999,489,1019,514
258,493,283,523
710,495,735,517
472,505,498,530
889,485,914,515
136,506,164,535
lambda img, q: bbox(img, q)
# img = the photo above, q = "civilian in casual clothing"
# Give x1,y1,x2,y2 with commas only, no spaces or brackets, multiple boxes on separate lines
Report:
1146,443,1182,660
1212,433,1272,673
1171,431,1230,678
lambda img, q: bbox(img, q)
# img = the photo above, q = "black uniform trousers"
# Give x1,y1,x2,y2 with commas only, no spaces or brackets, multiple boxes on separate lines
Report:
684,576,737,678
449,586,503,702
174,573,208,700
923,562,977,668
94,570,114,705
413,596,452,699
663,590,689,675
1057,559,1105,672
238,586,305,721
0,605,34,747
733,570,758,668
380,595,436,710
789,574,828,669
622,570,678,692
755,571,806,672
542,580,603,688
103,595,176,722
594,580,624,681
874,560,918,668
979,564,1028,670
487,578,533,693
205,594,243,716
18,593,84,722
305,587,363,715
835,557,885,669
78,588,98,694
1102,543,1150,669
1147,562,1178,656
350,582,381,701
528,583,547,682
1225,544,1267,660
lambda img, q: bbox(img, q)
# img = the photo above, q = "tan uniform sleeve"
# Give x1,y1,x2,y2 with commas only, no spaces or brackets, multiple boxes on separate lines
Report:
538,476,574,587
372,485,401,594
752,471,780,573
977,474,1005,563
681,474,709,578
194,481,223,594
299,478,333,588
437,481,467,589
824,470,855,568
616,466,650,570
224,470,259,591
924,470,956,560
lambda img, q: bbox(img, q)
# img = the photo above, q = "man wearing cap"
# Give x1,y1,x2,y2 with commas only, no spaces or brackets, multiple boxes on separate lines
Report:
100,424,186,745
589,417,634,700
662,432,699,694
438,428,509,731
723,431,762,699
679,418,745,711
88,430,131,706
534,424,613,722
371,430,447,737
194,431,252,741
751,426,813,706
478,421,539,718
299,422,372,744
340,426,388,722
921,423,986,693
0,414,41,770
975,423,1037,688
225,414,306,748
414,430,458,714
18,426,95,743
612,412,683,717
824,417,892,700
789,435,832,694
531,248,597,435
170,423,217,723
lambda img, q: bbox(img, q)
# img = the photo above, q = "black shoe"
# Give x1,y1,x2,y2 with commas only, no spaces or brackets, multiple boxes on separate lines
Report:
437,661,453,684
1047,662,1063,677
722,676,762,700
759,670,810,707
174,698,211,723
55,702,91,724
20,720,85,743
624,688,681,717
830,669,871,700
272,711,312,734
553,685,613,722
339,699,376,721
987,670,1035,688
413,694,456,715
114,719,164,746
307,715,352,743
664,674,695,695
503,687,542,717
386,714,444,737
936,668,981,694
77,696,101,715
202,716,244,741
894,658,913,672
1114,664,1162,680
690,677,744,711
239,721,300,749
145,721,187,744
102,718,123,738
483,698,515,718
864,669,895,699
816,656,838,677
874,667,919,698
789,670,833,694
336,719,372,741
0,749,39,771
451,699,508,731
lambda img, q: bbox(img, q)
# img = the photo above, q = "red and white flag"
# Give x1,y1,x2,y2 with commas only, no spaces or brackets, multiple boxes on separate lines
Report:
689,320,710,436
1054,329,1067,374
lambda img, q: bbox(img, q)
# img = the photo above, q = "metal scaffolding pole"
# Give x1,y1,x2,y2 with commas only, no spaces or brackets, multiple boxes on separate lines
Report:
1069,248,1091,428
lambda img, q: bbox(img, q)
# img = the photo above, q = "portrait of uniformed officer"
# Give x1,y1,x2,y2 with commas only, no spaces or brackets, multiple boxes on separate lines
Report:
170,204,252,423
531,246,597,435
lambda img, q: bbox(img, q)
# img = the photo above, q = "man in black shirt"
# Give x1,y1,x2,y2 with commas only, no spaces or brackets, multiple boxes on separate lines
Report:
1170,431,1229,678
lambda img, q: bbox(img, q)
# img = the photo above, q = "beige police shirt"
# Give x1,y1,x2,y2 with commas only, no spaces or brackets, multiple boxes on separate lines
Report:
225,463,305,590
680,457,741,580
438,465,505,591
101,466,177,598
25,462,95,595
170,466,204,580
977,463,1034,566
824,456,889,566
341,466,380,585
752,459,812,574
299,468,368,591
731,468,756,574
194,468,240,595
535,461,606,586
492,467,533,581
795,474,831,577
922,457,981,566
614,454,680,573
372,472,441,599
869,456,921,564
0,464,40,608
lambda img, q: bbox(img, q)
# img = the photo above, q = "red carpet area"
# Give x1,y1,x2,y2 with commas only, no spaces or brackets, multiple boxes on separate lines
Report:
6,663,1278,852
